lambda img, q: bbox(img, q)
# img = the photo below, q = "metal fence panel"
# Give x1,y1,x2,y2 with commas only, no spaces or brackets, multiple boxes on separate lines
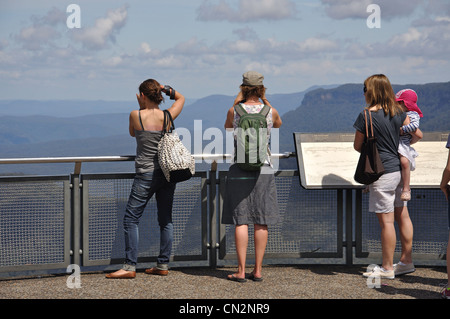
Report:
0,176,70,272
219,170,343,261
81,172,208,267
0,167,448,277
356,188,448,264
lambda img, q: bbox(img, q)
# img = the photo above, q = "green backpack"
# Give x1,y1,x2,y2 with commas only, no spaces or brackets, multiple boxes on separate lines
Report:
234,103,271,171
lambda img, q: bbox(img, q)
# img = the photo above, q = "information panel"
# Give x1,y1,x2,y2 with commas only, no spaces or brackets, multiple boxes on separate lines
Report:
293,132,449,189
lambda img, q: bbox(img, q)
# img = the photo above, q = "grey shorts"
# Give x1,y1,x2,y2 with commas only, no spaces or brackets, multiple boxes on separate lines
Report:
368,171,407,213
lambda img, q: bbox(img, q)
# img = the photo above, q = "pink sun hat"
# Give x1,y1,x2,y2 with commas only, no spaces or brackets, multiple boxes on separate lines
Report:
395,89,423,118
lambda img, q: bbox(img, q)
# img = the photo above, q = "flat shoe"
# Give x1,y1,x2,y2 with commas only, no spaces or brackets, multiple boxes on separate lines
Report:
105,270,136,279
145,267,169,276
249,273,263,282
227,274,246,283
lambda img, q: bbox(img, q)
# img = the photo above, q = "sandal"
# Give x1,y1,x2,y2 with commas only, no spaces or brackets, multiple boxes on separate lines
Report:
227,274,246,283
249,273,263,282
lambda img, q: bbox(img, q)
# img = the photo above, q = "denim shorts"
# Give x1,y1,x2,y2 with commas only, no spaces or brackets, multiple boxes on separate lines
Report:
368,171,407,213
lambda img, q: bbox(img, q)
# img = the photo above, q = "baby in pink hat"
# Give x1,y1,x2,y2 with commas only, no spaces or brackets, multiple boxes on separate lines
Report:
396,89,424,201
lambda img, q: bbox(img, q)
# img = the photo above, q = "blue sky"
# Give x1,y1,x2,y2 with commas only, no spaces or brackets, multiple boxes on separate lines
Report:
0,0,449,100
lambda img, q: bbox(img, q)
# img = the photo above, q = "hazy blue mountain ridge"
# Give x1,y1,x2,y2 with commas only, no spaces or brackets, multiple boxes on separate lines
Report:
0,81,448,174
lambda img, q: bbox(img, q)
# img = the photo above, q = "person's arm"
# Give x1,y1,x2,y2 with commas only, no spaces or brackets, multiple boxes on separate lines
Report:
164,85,185,120
129,111,136,137
227,91,244,129
353,130,365,153
260,91,272,107
232,91,244,106
401,112,420,134
440,148,450,201
410,128,423,145
401,114,422,144
224,106,234,129
271,107,282,128
401,120,419,134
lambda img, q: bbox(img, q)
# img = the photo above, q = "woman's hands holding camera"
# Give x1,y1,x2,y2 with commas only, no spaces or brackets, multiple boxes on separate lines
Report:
162,85,175,100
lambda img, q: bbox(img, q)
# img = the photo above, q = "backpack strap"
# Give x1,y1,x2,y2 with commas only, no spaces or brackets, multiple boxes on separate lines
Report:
235,103,271,117
259,105,270,117
234,103,247,116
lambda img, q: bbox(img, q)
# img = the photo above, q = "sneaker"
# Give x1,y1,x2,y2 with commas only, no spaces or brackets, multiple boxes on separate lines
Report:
393,262,415,276
441,286,450,299
363,265,395,279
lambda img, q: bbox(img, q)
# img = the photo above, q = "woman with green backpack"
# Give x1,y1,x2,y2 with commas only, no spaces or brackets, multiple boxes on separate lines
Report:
222,71,282,282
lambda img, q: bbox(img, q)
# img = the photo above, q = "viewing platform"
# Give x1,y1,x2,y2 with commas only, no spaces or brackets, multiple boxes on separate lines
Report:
0,264,447,300
1,133,449,305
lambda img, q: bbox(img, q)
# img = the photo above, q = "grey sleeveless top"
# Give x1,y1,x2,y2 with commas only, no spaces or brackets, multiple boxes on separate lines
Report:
134,110,163,174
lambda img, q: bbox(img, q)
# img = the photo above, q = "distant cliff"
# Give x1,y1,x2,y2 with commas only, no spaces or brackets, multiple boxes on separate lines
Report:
0,81,448,174
279,81,450,151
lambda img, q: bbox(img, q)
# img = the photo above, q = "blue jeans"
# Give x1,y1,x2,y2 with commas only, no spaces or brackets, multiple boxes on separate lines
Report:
123,169,176,269
448,199,450,230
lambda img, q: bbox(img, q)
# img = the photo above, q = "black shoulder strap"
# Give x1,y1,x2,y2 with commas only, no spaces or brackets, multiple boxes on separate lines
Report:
162,110,175,134
138,110,145,131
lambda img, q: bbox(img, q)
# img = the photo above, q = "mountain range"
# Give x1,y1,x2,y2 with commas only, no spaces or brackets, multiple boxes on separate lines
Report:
0,81,449,175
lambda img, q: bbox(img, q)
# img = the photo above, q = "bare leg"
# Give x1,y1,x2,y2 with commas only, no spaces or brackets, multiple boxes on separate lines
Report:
377,212,396,271
394,206,413,264
228,224,248,280
400,155,411,200
253,224,268,278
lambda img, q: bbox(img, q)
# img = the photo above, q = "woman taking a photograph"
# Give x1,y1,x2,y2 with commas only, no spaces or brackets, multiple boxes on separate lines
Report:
222,71,282,282
106,79,185,279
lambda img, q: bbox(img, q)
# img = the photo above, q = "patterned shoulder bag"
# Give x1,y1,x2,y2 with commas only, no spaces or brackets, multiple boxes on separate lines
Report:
158,110,195,183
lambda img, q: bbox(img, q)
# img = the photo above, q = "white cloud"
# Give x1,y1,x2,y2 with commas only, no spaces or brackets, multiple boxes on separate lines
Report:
103,56,123,67
1,0,449,100
140,42,152,54
16,25,60,50
196,0,297,22
321,0,371,19
172,37,209,56
14,7,66,50
71,5,128,50
425,1,450,16
361,17,450,58
232,26,259,40
228,39,257,54
155,55,187,69
240,0,297,21
321,0,425,20
388,27,423,47
298,37,338,53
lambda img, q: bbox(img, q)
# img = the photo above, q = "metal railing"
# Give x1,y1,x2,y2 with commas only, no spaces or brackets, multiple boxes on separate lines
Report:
0,154,447,278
